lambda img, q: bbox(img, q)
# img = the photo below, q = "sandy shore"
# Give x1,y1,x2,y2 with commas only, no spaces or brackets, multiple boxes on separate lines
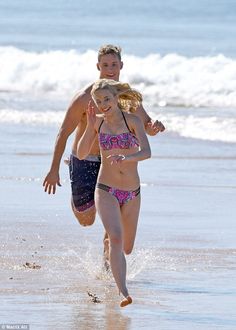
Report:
1,134,236,329
1,178,236,329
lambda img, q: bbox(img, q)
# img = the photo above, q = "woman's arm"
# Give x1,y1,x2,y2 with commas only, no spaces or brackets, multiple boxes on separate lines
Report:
107,115,151,164
125,115,151,162
77,102,98,159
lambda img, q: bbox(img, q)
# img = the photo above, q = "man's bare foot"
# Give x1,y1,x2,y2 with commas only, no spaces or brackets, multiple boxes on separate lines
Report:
120,296,132,307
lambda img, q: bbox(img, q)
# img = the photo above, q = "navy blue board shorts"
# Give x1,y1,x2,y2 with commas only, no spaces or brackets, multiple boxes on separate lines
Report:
69,154,101,212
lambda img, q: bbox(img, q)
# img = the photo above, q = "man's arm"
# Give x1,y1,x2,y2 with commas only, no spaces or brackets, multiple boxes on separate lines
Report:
43,93,85,194
135,103,165,136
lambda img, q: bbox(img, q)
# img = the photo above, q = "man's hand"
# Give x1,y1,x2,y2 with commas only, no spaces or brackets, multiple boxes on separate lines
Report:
43,171,61,194
146,119,165,136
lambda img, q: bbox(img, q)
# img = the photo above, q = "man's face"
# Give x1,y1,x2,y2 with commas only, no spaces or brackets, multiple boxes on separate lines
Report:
97,54,123,81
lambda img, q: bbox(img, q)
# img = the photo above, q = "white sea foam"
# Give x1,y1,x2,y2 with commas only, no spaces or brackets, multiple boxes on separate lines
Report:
0,109,64,125
1,46,236,108
155,112,236,143
1,47,236,143
1,108,236,143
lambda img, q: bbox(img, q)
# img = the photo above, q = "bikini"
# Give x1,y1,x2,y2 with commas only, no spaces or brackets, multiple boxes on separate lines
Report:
96,111,140,206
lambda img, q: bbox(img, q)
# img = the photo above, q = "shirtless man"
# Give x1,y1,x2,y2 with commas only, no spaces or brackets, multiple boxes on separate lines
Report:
43,45,165,227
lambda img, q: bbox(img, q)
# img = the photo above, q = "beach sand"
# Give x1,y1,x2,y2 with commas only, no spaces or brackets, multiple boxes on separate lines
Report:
0,134,236,330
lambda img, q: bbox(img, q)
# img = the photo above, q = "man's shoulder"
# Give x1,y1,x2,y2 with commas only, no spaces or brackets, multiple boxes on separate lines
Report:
125,112,143,127
69,83,94,111
124,111,139,120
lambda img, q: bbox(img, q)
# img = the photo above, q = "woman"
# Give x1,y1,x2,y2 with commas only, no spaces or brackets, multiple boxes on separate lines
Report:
77,79,151,307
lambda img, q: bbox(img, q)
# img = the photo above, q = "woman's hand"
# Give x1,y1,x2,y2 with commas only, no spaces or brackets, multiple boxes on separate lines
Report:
107,154,126,165
86,101,96,127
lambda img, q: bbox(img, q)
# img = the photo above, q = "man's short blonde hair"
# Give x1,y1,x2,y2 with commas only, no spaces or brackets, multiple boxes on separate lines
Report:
98,44,122,62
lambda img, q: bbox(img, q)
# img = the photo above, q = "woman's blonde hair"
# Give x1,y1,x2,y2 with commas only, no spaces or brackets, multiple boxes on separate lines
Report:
91,79,142,113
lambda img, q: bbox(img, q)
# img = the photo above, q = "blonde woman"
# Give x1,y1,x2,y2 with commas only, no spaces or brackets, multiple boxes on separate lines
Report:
77,79,151,307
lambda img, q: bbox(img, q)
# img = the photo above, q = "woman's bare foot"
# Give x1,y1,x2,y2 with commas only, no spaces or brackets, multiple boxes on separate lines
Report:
120,296,132,307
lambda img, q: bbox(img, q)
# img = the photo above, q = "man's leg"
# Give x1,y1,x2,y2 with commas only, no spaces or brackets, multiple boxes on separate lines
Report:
71,201,96,226
69,154,100,226
69,154,108,260
103,231,110,270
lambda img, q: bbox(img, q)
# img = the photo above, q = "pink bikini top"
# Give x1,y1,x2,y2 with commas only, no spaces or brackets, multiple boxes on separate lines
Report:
98,112,139,151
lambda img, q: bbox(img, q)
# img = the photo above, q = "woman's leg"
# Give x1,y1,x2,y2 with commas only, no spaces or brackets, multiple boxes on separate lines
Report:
95,188,131,304
121,194,141,255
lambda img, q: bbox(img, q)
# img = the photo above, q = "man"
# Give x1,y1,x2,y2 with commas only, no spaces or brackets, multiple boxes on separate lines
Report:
43,45,165,227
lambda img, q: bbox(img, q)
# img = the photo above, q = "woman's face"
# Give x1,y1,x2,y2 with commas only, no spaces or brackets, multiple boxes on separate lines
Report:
93,88,117,115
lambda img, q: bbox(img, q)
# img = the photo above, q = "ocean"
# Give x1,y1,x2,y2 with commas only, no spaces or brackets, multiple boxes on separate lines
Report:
0,1,236,329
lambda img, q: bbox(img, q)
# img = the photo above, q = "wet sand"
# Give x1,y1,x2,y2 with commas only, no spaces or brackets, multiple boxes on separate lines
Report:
1,134,236,329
